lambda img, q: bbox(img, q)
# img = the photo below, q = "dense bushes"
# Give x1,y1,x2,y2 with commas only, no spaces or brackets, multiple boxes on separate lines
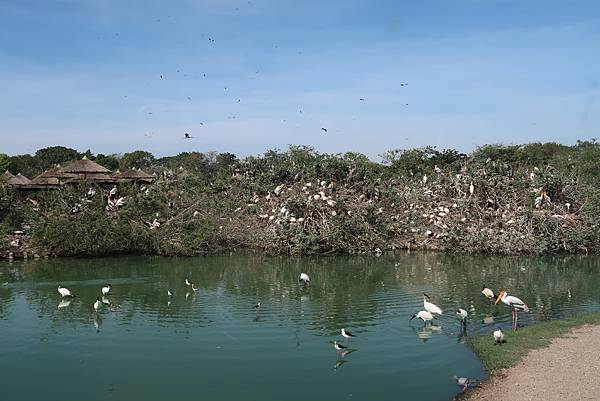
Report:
1,140,599,257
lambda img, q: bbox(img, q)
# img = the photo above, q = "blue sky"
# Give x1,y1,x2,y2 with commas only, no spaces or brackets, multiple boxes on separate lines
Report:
1,0,599,159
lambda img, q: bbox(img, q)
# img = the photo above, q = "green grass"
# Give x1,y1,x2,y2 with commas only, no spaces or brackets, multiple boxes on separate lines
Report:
471,312,600,371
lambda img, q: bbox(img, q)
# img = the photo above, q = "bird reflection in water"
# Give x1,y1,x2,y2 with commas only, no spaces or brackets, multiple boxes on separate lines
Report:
94,314,103,333
413,324,442,342
57,299,71,309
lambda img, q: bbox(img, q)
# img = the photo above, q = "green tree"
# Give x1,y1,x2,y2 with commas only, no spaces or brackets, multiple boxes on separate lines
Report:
8,154,42,178
120,150,155,169
95,154,120,170
0,153,10,172
35,146,81,170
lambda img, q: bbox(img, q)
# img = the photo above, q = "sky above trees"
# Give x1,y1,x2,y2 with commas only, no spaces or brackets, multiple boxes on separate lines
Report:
1,0,599,158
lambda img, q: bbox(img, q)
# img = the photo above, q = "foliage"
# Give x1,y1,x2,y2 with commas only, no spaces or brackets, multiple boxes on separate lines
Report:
0,153,10,172
35,146,81,170
120,150,155,169
8,154,42,178
94,153,120,170
471,312,600,371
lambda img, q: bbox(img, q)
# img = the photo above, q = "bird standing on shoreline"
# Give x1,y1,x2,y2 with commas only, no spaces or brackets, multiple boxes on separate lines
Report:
496,290,529,330
493,327,505,344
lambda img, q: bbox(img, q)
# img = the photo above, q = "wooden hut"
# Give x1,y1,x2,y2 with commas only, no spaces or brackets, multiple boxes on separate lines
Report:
113,168,154,184
6,173,31,188
59,156,114,182
30,165,75,188
1,171,15,185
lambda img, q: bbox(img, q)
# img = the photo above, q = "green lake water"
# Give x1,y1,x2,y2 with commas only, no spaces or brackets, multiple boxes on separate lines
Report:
1,252,598,400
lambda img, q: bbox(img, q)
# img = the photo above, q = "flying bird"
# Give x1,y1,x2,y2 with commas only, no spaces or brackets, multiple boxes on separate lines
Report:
184,133,192,139
321,128,327,133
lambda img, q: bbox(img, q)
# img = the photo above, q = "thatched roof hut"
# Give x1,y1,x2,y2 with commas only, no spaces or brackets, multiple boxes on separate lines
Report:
6,173,31,187
30,165,75,188
1,171,15,184
60,156,112,180
113,168,154,183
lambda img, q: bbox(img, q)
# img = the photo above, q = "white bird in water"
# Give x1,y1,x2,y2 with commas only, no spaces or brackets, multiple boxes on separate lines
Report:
58,285,73,297
191,284,200,293
57,299,71,309
168,289,174,297
94,297,102,312
423,293,443,315
493,328,505,344
341,328,356,340
410,310,435,325
456,308,468,325
299,272,310,284
102,283,111,295
185,279,193,286
332,341,347,352
454,376,479,391
495,290,529,330
481,285,495,303
254,301,261,310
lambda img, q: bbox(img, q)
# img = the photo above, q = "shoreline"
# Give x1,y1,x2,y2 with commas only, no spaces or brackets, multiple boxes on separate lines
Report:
457,312,600,400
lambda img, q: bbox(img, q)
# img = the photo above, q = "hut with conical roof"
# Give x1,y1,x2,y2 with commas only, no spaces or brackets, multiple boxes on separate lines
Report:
6,173,31,188
1,171,15,185
113,168,154,184
30,165,75,188
59,156,114,182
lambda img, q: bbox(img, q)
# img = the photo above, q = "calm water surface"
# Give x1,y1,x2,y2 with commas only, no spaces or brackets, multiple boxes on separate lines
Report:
1,253,599,400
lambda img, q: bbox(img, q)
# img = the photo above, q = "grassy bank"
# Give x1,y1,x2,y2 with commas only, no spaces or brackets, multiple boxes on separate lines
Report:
2,141,600,257
471,312,600,371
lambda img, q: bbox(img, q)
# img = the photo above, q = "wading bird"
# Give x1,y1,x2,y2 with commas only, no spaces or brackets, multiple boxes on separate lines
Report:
423,293,442,315
410,310,435,325
254,301,261,310
495,290,529,330
102,283,111,295
493,327,505,344
58,285,73,297
299,272,310,284
185,279,193,287
481,285,495,303
456,308,468,325
94,297,102,312
168,289,174,297
332,341,347,352
341,328,356,340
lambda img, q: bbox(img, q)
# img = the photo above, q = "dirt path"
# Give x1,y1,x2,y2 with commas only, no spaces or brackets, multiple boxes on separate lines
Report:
462,325,600,401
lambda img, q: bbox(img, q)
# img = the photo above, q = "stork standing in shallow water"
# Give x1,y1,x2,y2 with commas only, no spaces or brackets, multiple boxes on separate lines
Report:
456,308,468,326
496,290,529,330
423,293,443,315
410,310,435,325
102,283,111,295
58,285,73,297
299,273,310,285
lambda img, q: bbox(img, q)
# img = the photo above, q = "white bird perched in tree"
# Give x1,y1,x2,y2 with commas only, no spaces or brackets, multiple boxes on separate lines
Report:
434,165,441,174
58,285,73,297
469,182,474,196
481,285,495,303
422,174,428,184
495,290,529,330
456,308,468,325
423,293,443,315
493,328,505,344
109,186,117,197
94,297,102,312
299,272,310,284
102,283,111,295
410,310,435,325
148,218,160,229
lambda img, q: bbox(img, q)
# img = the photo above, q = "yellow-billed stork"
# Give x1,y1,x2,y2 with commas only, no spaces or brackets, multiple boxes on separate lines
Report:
495,290,529,330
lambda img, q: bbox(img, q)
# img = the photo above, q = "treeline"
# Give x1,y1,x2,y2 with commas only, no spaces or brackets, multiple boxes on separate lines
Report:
1,140,599,257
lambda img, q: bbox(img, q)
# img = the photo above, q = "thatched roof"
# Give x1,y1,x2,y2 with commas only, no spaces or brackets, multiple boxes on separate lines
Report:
1,171,14,183
60,156,111,174
7,173,31,186
114,168,154,180
37,165,76,179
